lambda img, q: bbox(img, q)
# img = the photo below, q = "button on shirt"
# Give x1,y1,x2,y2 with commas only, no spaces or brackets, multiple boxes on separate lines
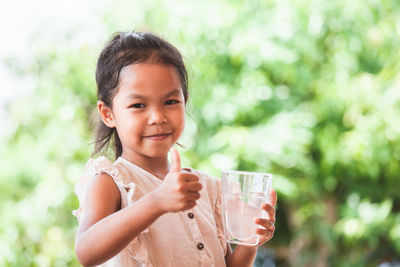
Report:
197,243,205,250
73,156,232,267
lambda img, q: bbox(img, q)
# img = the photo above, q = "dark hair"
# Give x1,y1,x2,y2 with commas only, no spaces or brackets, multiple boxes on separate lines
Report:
92,31,189,159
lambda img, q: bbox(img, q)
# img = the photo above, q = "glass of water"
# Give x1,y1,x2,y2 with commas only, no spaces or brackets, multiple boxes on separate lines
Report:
221,170,273,246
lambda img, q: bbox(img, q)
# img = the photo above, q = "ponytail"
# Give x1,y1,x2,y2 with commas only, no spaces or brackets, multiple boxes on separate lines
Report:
92,119,122,160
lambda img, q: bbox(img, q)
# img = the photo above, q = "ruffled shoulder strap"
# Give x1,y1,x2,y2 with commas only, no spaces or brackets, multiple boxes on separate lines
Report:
72,156,135,223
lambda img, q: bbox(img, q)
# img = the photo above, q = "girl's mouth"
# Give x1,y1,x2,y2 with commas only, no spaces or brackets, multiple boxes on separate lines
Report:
144,133,171,141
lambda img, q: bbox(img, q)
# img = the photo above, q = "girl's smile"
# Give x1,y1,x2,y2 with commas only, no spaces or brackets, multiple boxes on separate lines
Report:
143,132,172,141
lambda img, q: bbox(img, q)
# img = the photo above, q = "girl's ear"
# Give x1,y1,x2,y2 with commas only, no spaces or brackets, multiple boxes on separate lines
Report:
97,100,116,128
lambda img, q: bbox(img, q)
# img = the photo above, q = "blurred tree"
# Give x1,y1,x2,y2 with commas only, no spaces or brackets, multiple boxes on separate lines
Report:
0,0,399,266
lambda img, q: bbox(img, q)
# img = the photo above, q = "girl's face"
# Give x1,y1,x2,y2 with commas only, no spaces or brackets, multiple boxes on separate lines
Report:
101,63,185,161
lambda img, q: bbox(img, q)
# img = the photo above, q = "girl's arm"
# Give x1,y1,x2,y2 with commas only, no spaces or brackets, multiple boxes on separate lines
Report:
75,173,164,266
225,245,258,267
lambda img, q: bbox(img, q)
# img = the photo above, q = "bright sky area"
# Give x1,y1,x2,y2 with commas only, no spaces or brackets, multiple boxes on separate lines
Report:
0,0,98,130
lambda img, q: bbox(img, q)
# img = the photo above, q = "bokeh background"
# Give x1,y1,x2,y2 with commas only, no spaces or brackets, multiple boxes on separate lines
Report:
1,0,399,266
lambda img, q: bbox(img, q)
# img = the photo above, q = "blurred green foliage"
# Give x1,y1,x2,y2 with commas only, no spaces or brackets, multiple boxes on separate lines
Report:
1,0,400,266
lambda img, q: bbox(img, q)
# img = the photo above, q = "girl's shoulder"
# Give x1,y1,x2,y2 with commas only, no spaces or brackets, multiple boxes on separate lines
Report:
82,156,134,188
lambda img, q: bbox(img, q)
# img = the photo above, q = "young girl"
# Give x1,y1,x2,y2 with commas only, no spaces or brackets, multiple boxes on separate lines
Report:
73,31,277,267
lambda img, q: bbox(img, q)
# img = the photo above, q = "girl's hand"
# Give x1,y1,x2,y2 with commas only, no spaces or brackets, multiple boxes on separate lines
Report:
152,148,202,213
253,189,277,246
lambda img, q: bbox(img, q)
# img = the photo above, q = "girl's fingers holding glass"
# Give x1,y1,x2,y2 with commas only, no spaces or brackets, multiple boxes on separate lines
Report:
255,227,274,238
255,218,275,230
262,203,276,223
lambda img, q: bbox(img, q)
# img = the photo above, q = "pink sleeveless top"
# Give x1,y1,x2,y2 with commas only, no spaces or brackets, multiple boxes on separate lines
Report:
73,156,232,267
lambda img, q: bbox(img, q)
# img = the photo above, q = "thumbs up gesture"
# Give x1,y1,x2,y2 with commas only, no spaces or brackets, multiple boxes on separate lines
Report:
153,148,202,213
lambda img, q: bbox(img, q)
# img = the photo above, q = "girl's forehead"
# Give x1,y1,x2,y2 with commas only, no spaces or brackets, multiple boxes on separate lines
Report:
120,63,179,86
116,63,182,98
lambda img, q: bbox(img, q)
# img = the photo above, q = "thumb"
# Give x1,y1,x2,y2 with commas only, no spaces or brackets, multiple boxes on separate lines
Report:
170,147,181,172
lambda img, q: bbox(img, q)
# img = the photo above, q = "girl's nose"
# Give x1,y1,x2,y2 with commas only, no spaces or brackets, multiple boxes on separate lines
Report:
148,108,167,125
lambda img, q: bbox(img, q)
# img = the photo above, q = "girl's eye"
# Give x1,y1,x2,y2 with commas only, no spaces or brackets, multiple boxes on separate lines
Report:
129,103,145,109
165,99,180,105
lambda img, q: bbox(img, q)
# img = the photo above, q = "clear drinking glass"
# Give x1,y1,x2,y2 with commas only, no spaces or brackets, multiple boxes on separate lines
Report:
221,170,273,246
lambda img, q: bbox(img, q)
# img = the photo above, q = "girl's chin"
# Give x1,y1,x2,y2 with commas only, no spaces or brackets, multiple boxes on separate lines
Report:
143,146,173,158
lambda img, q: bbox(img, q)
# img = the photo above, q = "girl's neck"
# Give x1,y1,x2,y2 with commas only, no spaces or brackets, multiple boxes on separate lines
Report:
120,151,170,180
